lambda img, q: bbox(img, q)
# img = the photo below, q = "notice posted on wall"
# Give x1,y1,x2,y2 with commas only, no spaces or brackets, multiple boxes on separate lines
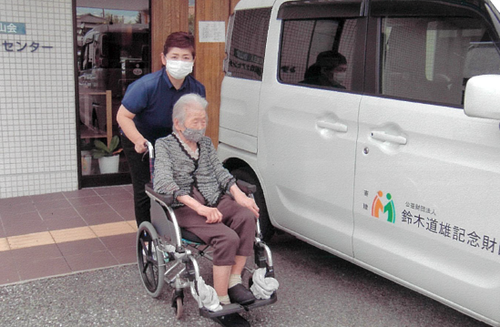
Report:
198,21,226,43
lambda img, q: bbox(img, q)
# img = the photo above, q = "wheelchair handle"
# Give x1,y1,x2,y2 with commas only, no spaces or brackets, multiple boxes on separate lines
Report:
145,141,155,182
145,141,154,159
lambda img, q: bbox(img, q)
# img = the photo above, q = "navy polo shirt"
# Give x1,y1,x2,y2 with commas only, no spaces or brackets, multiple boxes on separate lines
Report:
121,68,206,143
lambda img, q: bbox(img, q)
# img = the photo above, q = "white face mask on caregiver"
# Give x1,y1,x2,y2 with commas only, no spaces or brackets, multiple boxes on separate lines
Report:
166,60,193,80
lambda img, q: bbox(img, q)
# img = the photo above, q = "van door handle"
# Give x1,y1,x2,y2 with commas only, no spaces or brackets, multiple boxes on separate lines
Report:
317,120,348,133
370,131,407,145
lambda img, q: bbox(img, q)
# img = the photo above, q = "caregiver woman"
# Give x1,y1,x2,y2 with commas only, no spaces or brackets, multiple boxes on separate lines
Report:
117,31,205,227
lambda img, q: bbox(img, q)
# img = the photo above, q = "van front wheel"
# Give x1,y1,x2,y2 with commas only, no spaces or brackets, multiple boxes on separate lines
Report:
231,168,275,242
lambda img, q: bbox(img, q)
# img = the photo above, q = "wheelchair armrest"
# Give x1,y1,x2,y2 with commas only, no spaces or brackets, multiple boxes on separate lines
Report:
145,182,174,206
236,180,257,195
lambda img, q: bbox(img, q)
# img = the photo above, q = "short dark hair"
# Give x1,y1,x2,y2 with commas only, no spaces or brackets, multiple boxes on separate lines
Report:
316,51,347,70
163,31,196,58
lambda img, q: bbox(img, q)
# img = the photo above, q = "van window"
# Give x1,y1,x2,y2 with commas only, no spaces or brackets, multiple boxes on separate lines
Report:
279,18,359,91
225,8,271,80
380,17,500,106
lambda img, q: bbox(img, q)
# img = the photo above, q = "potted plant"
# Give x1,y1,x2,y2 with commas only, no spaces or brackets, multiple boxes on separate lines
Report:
93,135,123,174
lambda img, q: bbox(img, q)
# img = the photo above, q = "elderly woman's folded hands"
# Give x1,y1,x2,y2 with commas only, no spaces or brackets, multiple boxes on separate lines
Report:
177,194,223,224
198,206,223,224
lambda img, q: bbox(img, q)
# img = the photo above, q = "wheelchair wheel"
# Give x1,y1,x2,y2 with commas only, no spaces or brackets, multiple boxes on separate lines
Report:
174,296,183,319
137,221,165,298
171,289,184,319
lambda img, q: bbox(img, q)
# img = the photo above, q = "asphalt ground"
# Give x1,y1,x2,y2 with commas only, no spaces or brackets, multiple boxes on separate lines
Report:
0,233,489,327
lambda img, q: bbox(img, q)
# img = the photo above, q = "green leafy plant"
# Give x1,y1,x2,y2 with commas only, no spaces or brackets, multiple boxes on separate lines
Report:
92,135,123,159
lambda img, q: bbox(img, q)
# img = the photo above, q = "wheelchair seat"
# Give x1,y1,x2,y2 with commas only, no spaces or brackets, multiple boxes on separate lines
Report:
144,182,206,244
181,228,205,244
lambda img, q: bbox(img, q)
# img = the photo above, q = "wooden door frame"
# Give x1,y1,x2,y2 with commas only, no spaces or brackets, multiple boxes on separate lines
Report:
151,0,240,144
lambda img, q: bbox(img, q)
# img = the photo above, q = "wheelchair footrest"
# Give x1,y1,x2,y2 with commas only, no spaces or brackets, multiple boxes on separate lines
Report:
200,303,243,318
199,292,278,318
244,292,278,310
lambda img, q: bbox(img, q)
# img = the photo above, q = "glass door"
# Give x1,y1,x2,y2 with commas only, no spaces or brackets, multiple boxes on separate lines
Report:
75,0,150,187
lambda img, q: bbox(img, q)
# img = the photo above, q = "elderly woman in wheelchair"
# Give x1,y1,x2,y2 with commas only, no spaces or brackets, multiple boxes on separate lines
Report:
136,93,277,327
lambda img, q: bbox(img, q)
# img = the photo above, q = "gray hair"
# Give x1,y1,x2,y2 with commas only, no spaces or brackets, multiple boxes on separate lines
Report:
172,93,208,132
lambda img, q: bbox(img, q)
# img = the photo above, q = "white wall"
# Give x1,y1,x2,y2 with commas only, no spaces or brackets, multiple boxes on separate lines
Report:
0,0,78,198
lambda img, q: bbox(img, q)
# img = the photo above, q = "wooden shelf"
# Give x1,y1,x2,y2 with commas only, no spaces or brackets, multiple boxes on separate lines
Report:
80,124,107,139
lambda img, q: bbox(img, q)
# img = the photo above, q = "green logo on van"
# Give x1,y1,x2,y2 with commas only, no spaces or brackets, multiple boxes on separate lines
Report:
371,191,396,223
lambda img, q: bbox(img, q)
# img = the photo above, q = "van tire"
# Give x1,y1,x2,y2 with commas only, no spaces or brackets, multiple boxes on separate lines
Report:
231,167,275,242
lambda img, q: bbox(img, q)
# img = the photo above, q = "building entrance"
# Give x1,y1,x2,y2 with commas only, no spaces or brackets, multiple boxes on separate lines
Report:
75,0,150,187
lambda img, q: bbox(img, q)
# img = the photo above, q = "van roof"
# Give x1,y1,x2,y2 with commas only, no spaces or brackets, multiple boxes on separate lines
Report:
234,0,499,13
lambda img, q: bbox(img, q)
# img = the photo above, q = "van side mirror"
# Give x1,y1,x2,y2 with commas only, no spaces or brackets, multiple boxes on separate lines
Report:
464,75,500,120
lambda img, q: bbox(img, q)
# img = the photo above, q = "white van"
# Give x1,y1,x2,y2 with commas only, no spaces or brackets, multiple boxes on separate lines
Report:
217,0,500,325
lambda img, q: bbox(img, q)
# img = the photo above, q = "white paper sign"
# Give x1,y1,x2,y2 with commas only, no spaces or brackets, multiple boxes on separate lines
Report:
198,21,226,43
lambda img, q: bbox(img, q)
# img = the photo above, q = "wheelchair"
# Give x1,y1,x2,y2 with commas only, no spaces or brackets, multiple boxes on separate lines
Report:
136,141,278,323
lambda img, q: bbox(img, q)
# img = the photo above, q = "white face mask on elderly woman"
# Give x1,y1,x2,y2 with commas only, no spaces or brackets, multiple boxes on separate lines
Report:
166,60,193,80
181,127,205,143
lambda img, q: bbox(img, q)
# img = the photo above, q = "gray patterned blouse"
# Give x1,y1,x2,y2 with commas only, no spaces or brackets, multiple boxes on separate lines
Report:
153,133,236,207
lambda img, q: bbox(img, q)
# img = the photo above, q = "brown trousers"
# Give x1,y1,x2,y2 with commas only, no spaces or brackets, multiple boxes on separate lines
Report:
174,188,256,266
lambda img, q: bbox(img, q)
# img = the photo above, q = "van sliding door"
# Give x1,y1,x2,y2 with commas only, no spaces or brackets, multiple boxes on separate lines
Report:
257,0,367,258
